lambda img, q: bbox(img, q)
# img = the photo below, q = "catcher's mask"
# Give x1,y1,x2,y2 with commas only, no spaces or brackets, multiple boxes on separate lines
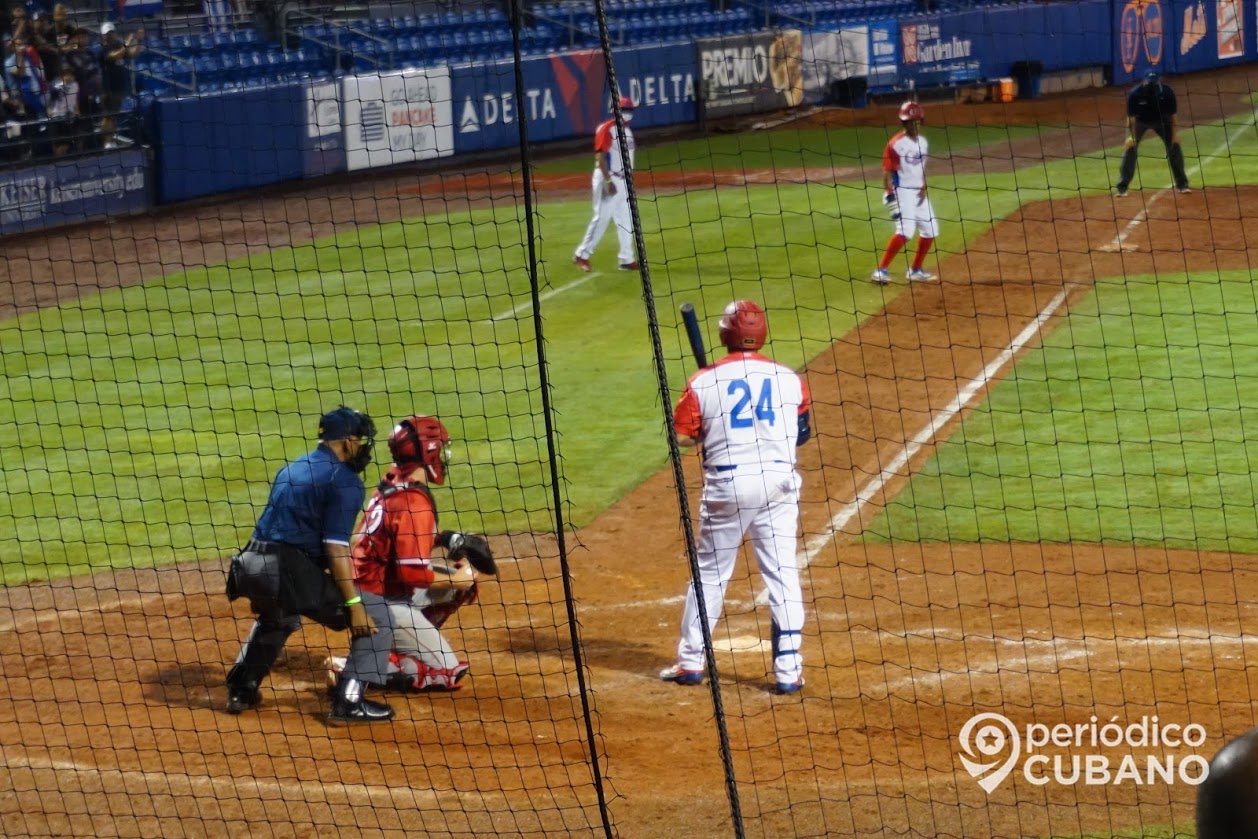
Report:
719,299,768,352
389,415,452,484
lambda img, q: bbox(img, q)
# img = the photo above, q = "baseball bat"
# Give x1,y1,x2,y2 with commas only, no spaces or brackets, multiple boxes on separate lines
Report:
680,303,708,369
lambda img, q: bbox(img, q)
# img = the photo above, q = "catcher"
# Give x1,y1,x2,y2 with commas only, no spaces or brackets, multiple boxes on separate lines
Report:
326,414,496,692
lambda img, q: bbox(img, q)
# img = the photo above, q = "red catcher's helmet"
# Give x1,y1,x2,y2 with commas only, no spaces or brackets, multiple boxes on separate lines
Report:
388,416,452,484
618,95,635,111
899,100,925,123
719,300,768,352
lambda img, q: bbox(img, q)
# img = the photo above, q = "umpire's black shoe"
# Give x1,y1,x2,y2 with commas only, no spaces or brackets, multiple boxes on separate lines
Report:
328,675,395,724
225,687,261,715
328,697,395,724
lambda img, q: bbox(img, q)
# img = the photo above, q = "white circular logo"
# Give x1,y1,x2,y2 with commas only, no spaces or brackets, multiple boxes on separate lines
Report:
958,712,1021,792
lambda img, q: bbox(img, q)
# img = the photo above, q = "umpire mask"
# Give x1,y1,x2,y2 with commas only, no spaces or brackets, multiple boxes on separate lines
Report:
345,437,374,474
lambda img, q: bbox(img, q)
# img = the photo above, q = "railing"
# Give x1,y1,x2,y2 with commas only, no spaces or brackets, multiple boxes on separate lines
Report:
131,44,199,94
284,8,395,69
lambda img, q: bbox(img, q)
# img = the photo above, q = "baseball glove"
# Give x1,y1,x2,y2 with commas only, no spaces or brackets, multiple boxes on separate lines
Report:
602,179,617,197
441,531,497,576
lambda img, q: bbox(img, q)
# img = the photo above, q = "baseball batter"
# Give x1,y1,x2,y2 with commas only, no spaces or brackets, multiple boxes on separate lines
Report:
871,101,938,284
573,96,639,273
661,300,812,694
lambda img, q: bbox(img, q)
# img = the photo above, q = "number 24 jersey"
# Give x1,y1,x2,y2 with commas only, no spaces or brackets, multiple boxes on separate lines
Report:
674,352,811,469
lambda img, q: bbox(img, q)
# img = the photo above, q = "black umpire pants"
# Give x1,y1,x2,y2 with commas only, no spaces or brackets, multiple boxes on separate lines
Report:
1117,118,1190,191
226,542,393,693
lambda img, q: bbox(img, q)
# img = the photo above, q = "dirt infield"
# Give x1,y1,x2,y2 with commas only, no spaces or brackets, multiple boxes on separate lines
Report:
4,67,1258,838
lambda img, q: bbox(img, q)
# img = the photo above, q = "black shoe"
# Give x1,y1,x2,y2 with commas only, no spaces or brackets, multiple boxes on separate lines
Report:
328,696,395,724
225,687,261,715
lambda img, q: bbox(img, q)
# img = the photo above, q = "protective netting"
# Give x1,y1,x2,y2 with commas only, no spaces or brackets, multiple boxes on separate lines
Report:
3,1,1258,838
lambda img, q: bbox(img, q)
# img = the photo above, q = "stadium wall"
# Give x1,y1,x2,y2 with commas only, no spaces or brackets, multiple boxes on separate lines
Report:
1,0,1250,230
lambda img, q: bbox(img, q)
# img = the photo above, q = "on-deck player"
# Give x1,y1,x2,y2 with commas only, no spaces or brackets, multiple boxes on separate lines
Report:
573,96,639,273
871,100,938,284
660,300,812,694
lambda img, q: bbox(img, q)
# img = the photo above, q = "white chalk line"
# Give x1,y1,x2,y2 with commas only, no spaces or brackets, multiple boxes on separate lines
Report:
1104,110,1258,251
754,283,1076,606
0,750,496,811
488,271,602,322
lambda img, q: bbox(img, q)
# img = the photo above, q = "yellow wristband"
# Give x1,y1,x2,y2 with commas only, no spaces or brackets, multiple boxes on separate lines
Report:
344,595,362,606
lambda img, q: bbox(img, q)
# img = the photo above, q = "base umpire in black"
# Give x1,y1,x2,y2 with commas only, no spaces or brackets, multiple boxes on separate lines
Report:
1116,69,1191,196
224,406,397,724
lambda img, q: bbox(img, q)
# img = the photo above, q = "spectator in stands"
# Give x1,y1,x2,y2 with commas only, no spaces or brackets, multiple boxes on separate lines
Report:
7,34,44,115
47,63,74,152
98,20,139,148
36,3,71,78
64,26,96,132
8,3,30,42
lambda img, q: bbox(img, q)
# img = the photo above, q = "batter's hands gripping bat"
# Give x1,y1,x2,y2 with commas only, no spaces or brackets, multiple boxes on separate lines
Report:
680,302,708,369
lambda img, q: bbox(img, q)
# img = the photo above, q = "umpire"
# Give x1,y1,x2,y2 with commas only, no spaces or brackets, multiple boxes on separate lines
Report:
1115,70,1192,196
224,406,397,724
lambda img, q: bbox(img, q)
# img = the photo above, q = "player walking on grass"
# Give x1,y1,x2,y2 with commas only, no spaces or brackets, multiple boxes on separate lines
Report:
660,300,812,694
573,96,639,273
326,415,497,693
871,101,938,284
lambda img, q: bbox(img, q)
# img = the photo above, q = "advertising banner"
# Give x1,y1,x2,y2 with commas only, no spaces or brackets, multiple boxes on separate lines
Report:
0,148,148,236
696,29,805,120
342,68,454,172
798,20,898,99
1169,0,1246,72
452,50,607,154
898,12,983,89
303,79,346,179
1114,0,1168,82
452,45,696,155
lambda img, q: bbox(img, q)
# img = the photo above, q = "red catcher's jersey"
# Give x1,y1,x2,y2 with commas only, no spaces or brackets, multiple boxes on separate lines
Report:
351,467,440,597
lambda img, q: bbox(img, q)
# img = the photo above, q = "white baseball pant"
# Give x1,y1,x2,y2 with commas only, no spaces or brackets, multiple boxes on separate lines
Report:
894,186,939,239
674,465,805,684
385,588,462,671
574,170,635,264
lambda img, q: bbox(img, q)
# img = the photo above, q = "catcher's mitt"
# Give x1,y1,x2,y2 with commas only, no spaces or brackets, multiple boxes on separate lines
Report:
443,531,497,576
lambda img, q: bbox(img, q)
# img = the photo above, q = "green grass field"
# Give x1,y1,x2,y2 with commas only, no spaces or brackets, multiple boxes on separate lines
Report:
1,108,1256,585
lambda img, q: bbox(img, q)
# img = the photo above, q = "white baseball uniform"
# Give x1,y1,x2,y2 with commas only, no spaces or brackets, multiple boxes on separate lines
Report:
574,117,636,265
671,351,811,684
883,130,938,239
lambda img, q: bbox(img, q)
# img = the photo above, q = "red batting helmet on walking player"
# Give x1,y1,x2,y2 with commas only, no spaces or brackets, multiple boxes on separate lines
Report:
618,95,635,111
388,415,452,484
719,300,768,351
899,100,925,123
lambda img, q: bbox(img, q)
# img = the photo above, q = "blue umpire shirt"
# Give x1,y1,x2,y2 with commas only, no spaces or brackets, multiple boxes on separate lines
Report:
252,444,366,562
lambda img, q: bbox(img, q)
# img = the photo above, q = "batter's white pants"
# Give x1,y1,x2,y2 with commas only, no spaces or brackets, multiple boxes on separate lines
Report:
894,185,939,240
385,588,462,671
675,466,805,683
574,170,635,265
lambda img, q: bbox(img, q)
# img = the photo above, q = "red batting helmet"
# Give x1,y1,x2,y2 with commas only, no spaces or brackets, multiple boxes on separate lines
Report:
898,100,925,123
618,95,635,111
388,415,452,484
719,300,768,352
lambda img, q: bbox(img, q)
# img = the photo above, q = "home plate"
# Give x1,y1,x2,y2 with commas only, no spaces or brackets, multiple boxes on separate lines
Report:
711,636,772,653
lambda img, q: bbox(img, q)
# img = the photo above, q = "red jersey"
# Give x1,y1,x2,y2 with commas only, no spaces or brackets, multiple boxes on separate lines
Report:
351,466,440,597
